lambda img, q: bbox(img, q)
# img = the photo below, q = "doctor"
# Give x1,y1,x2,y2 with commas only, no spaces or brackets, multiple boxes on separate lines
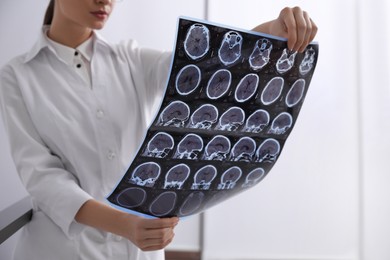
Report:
0,0,317,259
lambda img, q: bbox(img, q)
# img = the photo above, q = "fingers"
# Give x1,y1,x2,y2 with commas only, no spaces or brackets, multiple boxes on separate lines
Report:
280,6,318,52
142,227,176,251
307,18,318,46
127,216,179,251
299,12,318,52
145,216,179,230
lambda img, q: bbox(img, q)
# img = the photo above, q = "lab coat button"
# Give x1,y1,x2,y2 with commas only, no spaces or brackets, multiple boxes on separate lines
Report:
96,109,105,119
107,151,116,160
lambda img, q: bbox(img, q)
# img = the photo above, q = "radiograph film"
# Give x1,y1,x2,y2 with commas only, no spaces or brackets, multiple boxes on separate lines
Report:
107,17,319,218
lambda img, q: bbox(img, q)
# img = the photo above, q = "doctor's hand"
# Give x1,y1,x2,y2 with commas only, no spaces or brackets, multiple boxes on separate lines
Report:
75,199,179,251
125,215,179,251
252,6,318,53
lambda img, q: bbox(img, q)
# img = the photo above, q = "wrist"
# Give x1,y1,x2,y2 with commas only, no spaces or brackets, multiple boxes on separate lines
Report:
75,199,134,238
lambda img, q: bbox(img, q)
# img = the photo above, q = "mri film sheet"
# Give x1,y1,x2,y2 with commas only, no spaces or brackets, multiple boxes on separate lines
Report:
107,17,319,218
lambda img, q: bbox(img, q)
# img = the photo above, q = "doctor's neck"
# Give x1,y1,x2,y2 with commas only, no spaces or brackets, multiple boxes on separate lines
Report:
43,0,112,48
48,23,93,49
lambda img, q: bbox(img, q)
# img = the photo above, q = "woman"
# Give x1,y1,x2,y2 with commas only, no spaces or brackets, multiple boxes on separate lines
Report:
0,0,317,259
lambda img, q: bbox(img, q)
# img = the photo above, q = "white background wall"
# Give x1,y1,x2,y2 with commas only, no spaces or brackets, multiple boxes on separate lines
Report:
358,0,390,259
1,0,390,260
203,1,360,259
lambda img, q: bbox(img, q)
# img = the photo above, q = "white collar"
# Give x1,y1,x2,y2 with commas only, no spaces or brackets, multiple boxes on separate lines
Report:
45,29,94,66
24,26,115,64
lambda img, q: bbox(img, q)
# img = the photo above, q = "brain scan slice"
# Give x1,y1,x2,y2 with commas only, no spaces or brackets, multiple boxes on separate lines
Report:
286,79,306,107
218,31,243,66
191,165,218,190
179,191,205,216
242,168,265,188
173,133,204,160
184,23,210,60
202,135,231,161
143,132,174,158
255,138,281,163
157,101,190,127
243,109,270,133
249,38,273,70
276,48,297,74
116,187,147,208
218,166,242,190
261,76,284,105
215,106,245,131
299,47,316,75
175,64,201,95
129,162,161,187
229,137,256,162
234,73,259,103
268,112,293,135
149,191,177,217
188,104,219,129
206,69,232,100
164,163,191,189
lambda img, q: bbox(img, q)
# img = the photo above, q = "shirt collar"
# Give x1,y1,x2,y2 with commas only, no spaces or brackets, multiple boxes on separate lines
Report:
23,26,52,63
23,26,115,64
77,37,94,62
46,33,94,66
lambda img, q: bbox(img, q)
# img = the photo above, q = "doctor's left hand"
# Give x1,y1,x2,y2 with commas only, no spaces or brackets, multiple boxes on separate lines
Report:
252,6,318,53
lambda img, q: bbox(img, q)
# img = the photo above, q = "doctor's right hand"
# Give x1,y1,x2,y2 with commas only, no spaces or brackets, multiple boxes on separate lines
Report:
75,199,179,251
124,215,179,251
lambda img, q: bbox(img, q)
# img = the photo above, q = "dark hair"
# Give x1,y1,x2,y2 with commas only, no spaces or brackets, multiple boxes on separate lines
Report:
43,0,55,25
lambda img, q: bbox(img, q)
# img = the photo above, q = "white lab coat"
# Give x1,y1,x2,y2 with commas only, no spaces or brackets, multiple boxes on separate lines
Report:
0,27,171,260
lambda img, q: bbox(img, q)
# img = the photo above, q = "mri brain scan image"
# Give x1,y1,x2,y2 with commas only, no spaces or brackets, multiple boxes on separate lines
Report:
184,23,210,60
191,165,218,190
157,101,190,127
229,137,256,162
218,166,242,190
188,104,219,129
206,69,232,100
173,133,204,160
218,31,243,66
299,47,316,75
129,162,161,187
261,77,284,105
149,191,177,217
179,191,205,216
268,112,293,135
107,18,318,218
249,38,273,70
175,64,201,95
286,79,306,107
116,187,147,208
234,73,259,103
143,132,174,158
242,168,265,188
243,109,270,133
164,163,191,189
202,135,231,161
215,107,245,131
255,138,281,163
276,48,297,74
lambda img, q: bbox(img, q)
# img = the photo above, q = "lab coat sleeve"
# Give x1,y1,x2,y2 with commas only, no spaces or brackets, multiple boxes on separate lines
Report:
0,64,93,239
123,40,173,125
